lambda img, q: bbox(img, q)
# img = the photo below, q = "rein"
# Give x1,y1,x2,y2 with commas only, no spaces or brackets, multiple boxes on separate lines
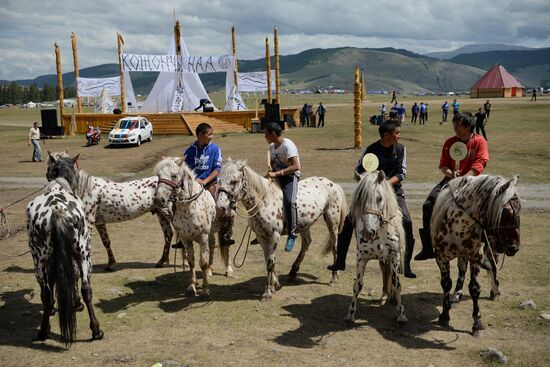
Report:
157,177,205,203
218,187,267,219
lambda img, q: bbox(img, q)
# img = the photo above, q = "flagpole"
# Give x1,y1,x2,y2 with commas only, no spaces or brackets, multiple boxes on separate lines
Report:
265,37,272,103
71,32,82,115
232,26,239,87
361,68,367,101
274,26,280,105
117,33,126,113
354,66,362,148
54,42,65,129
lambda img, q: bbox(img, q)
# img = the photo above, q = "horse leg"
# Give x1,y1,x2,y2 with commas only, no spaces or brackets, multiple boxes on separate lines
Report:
469,262,484,337
207,232,215,278
80,264,103,340
324,210,340,286
261,240,279,302
436,258,452,328
72,261,84,312
34,275,52,341
379,260,389,306
452,257,468,304
96,223,116,271
155,214,173,268
345,253,368,325
288,230,311,282
184,241,197,296
199,234,211,298
389,249,407,327
487,253,500,300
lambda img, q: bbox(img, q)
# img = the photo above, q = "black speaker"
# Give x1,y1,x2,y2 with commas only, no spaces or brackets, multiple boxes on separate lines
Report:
203,106,214,113
41,109,57,127
113,108,122,114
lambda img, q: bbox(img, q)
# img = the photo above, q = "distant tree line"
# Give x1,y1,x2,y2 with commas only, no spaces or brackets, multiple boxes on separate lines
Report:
0,82,76,105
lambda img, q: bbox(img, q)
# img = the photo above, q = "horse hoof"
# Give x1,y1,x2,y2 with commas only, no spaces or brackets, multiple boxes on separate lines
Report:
472,329,484,338
225,270,235,278
93,330,104,340
451,294,462,304
155,262,164,268
104,265,115,272
33,331,49,341
186,287,197,297
182,265,191,272
206,269,213,277
379,297,388,306
397,320,407,329
274,282,282,291
329,280,337,287
261,295,272,303
438,315,450,328
344,318,355,327
74,303,84,312
200,290,210,299
489,291,500,300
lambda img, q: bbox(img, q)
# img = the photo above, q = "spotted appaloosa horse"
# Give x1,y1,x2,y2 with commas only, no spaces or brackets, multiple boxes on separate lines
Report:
431,174,521,337
27,154,103,345
344,171,407,327
153,157,231,297
216,158,348,301
46,150,174,270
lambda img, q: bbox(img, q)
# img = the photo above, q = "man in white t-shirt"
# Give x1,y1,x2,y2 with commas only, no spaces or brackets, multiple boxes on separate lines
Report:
28,121,42,162
265,122,301,252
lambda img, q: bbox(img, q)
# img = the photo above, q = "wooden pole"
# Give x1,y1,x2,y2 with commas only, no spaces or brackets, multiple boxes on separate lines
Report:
354,66,362,148
54,42,64,127
361,68,367,101
265,37,272,103
274,27,280,104
71,32,82,114
117,33,126,113
232,26,239,87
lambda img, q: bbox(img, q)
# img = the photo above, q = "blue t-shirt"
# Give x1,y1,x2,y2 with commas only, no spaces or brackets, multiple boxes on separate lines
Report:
184,141,222,181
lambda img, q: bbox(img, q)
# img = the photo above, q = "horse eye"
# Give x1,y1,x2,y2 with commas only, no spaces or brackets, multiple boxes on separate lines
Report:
171,175,177,180
230,180,238,185
376,196,382,204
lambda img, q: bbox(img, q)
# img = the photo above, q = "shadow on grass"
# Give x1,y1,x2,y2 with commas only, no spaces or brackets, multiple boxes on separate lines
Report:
273,292,467,350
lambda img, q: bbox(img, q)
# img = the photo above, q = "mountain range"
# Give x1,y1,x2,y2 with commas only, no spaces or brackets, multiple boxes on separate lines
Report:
4,45,548,94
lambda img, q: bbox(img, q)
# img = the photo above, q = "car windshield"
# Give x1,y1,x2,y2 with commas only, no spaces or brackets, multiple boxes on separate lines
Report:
117,120,139,129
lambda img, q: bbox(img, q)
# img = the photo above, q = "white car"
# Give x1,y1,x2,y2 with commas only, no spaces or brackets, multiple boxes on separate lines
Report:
109,116,153,146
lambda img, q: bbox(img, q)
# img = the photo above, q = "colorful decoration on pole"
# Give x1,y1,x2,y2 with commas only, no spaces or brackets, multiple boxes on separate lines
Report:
361,153,379,173
449,141,467,173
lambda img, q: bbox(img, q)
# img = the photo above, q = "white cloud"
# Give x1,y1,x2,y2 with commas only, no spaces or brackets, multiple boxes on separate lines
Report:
1,0,549,80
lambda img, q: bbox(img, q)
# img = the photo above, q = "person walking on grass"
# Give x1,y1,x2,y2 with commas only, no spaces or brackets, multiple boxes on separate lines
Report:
411,102,419,124
483,100,492,121
327,119,417,278
474,107,488,141
28,121,42,162
315,102,326,127
441,101,449,123
265,122,301,252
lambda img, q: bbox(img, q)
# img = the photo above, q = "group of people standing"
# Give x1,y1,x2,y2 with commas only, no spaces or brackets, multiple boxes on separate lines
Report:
300,102,327,128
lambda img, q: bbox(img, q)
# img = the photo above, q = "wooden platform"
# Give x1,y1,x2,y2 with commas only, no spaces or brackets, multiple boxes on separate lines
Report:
62,109,298,136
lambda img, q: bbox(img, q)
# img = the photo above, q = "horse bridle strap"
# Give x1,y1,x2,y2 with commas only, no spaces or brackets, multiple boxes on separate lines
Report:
448,185,484,228
218,186,267,218
158,177,204,203
364,208,393,225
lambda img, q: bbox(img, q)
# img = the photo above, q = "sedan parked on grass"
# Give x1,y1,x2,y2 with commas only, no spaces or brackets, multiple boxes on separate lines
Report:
109,116,153,147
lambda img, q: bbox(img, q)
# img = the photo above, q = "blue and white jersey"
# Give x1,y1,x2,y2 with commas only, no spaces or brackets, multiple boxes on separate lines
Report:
184,141,222,181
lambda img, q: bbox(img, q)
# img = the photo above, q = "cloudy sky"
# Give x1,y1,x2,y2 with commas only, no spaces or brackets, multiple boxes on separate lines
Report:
1,0,549,80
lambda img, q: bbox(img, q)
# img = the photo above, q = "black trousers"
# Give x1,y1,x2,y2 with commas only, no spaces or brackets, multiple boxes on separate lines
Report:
422,180,447,238
276,174,299,236
317,114,325,127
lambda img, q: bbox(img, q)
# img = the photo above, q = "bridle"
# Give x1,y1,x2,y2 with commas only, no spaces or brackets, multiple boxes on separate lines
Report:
218,183,267,218
364,208,394,226
157,177,204,203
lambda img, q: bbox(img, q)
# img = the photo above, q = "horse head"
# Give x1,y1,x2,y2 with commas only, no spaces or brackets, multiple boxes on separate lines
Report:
47,153,80,191
46,149,71,181
217,157,248,215
490,175,521,256
352,170,390,242
153,156,185,213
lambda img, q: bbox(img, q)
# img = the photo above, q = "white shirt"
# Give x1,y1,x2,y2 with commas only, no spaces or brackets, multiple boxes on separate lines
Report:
269,138,300,177
29,127,40,140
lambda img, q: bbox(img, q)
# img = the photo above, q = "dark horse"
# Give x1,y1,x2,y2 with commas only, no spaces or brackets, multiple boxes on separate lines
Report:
26,154,103,345
431,174,521,337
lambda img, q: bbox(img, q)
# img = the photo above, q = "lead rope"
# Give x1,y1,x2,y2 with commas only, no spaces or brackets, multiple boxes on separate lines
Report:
482,229,506,271
233,224,253,268
234,191,268,219
0,185,46,242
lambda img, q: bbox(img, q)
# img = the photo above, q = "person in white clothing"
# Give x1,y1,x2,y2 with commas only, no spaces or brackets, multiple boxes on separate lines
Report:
28,122,42,162
265,122,301,252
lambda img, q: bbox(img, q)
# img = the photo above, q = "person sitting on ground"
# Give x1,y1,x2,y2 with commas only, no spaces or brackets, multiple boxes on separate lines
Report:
184,122,234,246
264,122,301,252
415,112,489,260
327,119,417,278
194,98,212,112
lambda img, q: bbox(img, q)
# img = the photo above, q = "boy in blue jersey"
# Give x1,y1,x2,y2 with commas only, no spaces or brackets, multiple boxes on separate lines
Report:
184,122,234,246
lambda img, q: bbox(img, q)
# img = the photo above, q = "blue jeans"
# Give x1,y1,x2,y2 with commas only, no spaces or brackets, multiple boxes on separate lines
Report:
276,173,299,236
31,139,41,161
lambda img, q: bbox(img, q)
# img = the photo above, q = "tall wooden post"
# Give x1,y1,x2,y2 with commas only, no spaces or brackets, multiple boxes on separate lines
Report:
117,33,126,112
274,27,280,104
71,32,82,114
54,42,64,127
265,37,272,103
361,68,367,101
354,66,362,148
231,26,239,87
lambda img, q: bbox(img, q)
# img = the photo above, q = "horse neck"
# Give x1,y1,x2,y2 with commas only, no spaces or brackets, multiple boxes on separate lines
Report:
241,166,272,208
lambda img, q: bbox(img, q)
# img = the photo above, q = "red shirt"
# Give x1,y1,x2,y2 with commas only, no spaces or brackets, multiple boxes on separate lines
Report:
439,134,489,176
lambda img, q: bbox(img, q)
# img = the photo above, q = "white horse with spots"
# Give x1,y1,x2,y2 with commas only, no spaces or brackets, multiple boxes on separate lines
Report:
46,150,174,270
345,170,407,327
216,158,348,302
153,157,233,297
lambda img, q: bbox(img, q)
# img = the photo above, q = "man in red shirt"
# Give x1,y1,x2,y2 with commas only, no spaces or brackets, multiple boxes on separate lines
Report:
415,112,489,260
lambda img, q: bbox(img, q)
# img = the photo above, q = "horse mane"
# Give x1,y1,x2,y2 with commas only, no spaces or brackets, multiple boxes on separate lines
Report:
154,157,196,196
432,175,520,231
350,171,403,228
73,169,93,199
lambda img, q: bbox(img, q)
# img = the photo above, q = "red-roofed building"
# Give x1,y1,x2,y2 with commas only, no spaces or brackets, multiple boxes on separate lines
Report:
470,64,525,98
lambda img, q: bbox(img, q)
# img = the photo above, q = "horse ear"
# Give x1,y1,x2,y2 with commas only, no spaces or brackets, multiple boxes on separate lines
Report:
377,170,386,183
72,154,80,163
64,147,69,154
496,177,515,196
175,157,185,166
48,151,56,163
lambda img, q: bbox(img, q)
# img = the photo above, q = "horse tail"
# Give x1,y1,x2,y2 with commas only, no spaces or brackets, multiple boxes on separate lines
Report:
52,211,78,346
335,184,349,233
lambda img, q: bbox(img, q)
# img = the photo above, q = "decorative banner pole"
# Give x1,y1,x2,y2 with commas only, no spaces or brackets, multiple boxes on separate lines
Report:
361,68,367,101
54,42,64,126
274,26,280,105
71,32,82,114
232,26,239,88
354,65,362,148
265,37,272,103
117,33,126,113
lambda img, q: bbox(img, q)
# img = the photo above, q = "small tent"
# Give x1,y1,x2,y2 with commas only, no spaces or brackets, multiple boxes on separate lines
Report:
470,64,525,98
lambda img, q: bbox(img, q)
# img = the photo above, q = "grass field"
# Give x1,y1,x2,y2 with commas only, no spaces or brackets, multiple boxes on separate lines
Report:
0,95,549,366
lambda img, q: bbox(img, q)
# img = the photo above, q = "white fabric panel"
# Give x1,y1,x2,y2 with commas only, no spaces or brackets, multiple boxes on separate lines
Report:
77,76,120,97
122,54,234,73
238,71,276,92
94,87,115,113
123,70,137,111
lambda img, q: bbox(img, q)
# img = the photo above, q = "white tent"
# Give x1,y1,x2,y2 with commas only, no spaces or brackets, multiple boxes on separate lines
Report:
140,36,211,113
94,87,116,113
